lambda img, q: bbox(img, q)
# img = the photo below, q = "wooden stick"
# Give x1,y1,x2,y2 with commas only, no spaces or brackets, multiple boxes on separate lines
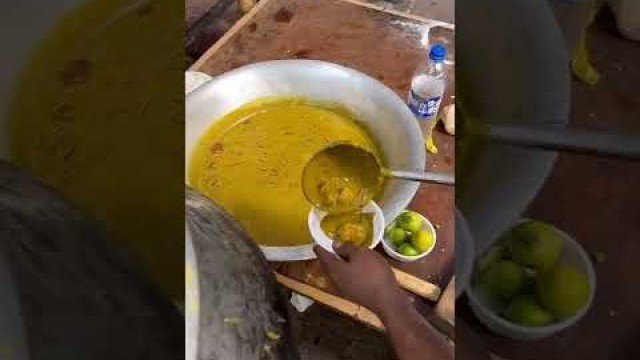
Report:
434,276,455,326
238,0,257,13
276,270,444,328
391,268,441,302
336,0,455,29
190,0,273,71
274,272,385,331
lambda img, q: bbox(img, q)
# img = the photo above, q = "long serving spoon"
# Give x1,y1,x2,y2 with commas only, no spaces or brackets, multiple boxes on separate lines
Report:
482,123,640,160
301,143,455,212
458,107,640,160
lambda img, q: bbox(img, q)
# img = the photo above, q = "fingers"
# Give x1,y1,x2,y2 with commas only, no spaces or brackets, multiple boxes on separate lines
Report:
333,241,359,261
314,245,343,267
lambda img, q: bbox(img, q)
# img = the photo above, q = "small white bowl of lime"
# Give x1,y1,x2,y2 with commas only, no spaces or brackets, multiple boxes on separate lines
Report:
382,210,437,262
467,219,596,340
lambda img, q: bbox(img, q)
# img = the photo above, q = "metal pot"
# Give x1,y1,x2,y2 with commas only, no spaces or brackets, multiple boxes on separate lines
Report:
185,60,426,261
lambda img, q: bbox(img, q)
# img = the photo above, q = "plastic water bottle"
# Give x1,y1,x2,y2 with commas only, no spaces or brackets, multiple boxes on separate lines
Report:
407,43,447,141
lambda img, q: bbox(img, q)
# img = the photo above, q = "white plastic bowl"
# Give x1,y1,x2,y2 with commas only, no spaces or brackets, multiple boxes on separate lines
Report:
467,220,596,341
308,201,384,254
382,212,437,262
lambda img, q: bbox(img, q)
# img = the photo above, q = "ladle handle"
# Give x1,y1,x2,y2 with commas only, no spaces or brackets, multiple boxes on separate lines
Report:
387,170,455,185
487,124,640,160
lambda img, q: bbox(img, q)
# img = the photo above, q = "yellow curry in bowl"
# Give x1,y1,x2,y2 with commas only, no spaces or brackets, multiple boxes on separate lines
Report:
188,98,384,247
320,212,374,247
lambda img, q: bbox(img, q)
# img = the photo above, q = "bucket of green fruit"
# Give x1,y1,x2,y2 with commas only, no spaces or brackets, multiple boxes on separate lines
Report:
467,219,595,340
382,210,437,262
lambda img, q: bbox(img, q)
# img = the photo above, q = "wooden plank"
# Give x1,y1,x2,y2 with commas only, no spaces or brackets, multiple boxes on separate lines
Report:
275,271,452,339
274,272,385,331
392,267,441,302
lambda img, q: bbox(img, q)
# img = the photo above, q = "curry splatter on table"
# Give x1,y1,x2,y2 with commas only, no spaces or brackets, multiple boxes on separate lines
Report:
190,0,455,324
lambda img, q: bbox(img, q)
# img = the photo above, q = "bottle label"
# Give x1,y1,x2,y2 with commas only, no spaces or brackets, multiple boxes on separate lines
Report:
408,90,441,119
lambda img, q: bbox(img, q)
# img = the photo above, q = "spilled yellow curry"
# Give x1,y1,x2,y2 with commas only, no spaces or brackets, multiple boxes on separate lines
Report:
189,98,383,247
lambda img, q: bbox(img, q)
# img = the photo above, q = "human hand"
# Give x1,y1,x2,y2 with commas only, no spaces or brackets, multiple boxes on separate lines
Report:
314,242,406,318
316,243,453,360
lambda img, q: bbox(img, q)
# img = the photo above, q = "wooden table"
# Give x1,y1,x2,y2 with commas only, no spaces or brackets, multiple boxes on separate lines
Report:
190,0,455,330
185,0,454,67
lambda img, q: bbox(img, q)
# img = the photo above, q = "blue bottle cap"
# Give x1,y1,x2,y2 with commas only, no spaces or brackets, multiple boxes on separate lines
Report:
429,44,447,61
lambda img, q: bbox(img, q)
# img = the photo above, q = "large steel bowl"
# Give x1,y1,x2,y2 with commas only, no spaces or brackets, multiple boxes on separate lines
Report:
185,60,426,261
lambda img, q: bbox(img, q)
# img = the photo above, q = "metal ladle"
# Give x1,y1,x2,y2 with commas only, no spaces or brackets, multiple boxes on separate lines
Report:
302,143,455,212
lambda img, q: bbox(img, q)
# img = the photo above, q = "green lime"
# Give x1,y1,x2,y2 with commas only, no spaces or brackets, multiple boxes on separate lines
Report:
537,265,590,319
480,260,525,300
504,295,554,327
386,221,397,232
476,243,506,273
396,211,423,233
397,243,419,257
388,227,408,246
508,221,562,271
411,229,434,253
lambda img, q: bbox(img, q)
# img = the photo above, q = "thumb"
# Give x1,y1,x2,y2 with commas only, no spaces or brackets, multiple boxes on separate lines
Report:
314,245,344,267
333,241,359,261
